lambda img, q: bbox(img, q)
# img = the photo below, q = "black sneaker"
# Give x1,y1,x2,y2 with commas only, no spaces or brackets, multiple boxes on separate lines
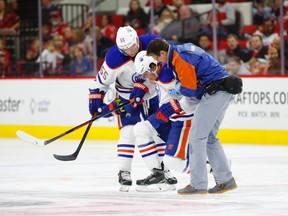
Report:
136,168,165,186
208,177,237,194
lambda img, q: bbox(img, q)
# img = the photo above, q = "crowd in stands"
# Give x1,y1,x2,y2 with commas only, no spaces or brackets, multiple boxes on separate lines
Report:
1,0,288,77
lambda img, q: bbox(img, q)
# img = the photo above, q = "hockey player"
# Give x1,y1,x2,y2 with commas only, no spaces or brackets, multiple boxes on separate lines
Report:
132,51,197,191
88,26,175,192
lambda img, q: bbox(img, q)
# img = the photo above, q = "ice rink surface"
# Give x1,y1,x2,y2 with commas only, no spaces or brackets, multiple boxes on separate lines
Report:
1,138,288,216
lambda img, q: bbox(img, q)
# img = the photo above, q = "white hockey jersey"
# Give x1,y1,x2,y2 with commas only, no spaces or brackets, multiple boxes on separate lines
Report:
91,34,162,101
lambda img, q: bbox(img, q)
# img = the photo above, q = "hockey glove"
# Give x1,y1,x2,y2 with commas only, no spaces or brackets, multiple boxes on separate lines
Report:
156,99,181,122
100,98,126,115
88,88,105,115
129,82,149,105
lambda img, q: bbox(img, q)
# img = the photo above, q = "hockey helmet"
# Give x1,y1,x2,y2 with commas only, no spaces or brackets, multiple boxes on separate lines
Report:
116,26,139,53
134,50,158,75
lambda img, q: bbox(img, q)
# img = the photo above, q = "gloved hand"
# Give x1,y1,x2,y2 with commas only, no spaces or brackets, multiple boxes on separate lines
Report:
100,98,126,115
168,80,182,98
88,88,105,115
129,82,149,105
156,99,181,122
168,89,182,98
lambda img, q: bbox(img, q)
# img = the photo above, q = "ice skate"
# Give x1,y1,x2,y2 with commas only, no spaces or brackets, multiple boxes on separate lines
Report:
164,170,177,190
118,170,132,192
136,168,168,192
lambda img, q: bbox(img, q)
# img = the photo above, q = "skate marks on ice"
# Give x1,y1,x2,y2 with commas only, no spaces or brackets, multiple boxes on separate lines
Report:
0,189,260,216
1,139,288,216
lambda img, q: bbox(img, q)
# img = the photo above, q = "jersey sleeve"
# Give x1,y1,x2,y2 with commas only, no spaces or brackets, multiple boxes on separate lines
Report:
91,61,118,93
172,50,197,97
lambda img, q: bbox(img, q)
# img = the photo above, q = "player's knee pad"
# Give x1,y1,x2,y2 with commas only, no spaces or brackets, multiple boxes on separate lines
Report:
133,120,158,139
163,155,189,173
118,125,136,144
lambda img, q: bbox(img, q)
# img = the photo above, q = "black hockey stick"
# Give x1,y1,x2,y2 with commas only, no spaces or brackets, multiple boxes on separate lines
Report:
16,99,133,146
53,116,94,161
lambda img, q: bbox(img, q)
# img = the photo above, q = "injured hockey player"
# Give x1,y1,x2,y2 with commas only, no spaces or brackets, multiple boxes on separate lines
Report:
132,51,199,192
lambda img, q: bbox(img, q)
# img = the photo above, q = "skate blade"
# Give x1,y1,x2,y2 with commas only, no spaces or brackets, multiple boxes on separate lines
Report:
166,184,176,191
136,183,171,192
119,185,130,192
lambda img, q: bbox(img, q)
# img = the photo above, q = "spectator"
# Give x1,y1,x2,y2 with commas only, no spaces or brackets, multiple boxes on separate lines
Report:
218,34,250,65
71,27,86,45
198,34,214,57
0,38,11,76
83,26,114,61
205,0,237,37
252,1,271,25
265,39,288,75
48,10,68,37
160,5,201,44
37,40,64,75
100,14,117,43
263,46,285,74
125,0,149,30
226,56,251,75
247,34,268,61
53,35,66,73
63,26,76,50
249,57,266,75
25,38,40,62
42,0,58,25
172,0,186,17
153,8,176,34
9,0,19,17
0,0,20,34
271,35,280,51
253,18,279,47
25,38,40,74
148,0,168,26
42,24,53,44
82,14,92,35
70,45,93,76
61,26,79,68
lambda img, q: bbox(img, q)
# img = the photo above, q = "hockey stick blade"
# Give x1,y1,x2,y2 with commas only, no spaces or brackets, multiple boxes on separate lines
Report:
53,153,77,161
53,117,93,161
16,130,46,146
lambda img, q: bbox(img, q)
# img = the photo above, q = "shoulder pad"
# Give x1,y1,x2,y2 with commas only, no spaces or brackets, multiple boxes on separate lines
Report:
105,45,130,69
158,64,175,83
139,34,163,50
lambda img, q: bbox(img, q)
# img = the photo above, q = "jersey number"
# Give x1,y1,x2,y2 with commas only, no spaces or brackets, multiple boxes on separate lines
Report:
99,66,108,80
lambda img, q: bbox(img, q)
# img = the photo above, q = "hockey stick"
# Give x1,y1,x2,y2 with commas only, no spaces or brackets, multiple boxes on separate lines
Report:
53,115,94,161
16,99,133,146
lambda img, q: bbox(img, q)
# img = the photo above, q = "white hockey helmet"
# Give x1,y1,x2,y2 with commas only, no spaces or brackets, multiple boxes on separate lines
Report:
116,26,138,52
134,50,158,75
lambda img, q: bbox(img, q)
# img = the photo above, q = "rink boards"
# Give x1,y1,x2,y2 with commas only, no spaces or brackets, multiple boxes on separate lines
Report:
0,77,288,144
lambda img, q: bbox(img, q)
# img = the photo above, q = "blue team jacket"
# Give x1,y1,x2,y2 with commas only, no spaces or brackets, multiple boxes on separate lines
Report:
167,43,228,99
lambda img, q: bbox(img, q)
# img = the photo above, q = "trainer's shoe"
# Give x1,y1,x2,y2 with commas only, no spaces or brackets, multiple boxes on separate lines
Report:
178,184,208,195
164,170,178,185
208,177,237,194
